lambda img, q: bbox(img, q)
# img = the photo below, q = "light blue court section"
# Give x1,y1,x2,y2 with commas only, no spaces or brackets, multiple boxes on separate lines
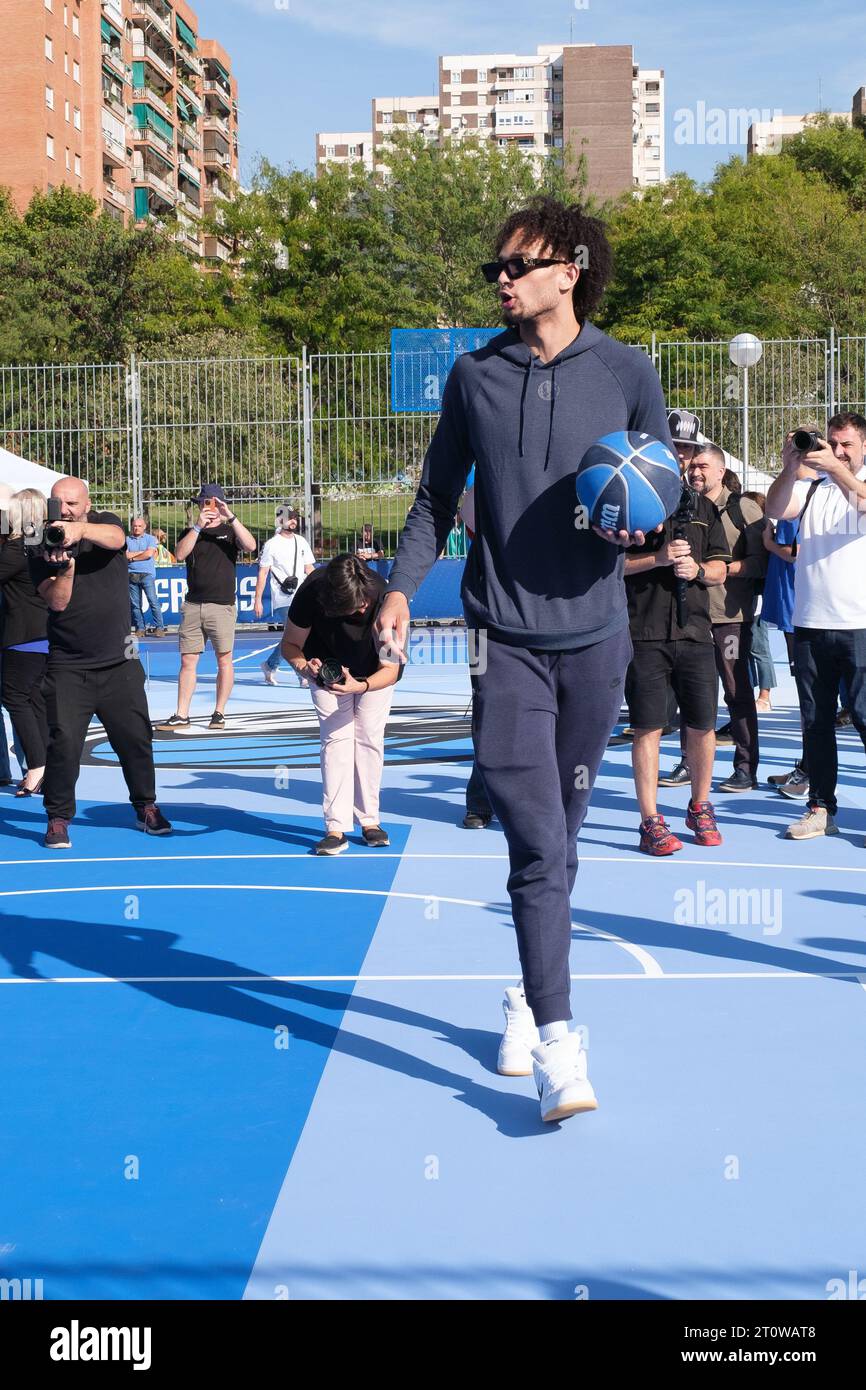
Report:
3,627,866,1300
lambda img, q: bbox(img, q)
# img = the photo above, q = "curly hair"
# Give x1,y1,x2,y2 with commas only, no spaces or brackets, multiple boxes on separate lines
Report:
493,195,613,322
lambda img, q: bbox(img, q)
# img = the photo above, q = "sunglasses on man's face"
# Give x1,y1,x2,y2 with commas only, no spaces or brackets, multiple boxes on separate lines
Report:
480,254,573,284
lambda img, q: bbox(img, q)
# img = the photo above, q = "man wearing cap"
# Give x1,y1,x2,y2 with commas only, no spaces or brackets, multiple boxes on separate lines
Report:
156,485,257,732
254,506,315,684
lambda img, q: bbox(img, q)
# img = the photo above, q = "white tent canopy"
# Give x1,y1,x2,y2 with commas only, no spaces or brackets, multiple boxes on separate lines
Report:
0,446,65,495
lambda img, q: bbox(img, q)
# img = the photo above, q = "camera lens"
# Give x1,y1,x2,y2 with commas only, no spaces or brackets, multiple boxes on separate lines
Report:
793,429,820,453
43,523,66,547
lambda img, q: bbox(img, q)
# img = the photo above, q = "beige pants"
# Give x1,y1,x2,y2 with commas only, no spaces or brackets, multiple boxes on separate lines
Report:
310,683,394,834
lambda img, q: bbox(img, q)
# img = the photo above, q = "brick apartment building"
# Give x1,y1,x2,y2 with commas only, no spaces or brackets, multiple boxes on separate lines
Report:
0,0,239,265
317,43,665,200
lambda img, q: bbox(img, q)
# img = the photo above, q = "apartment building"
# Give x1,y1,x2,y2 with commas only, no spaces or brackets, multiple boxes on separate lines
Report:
439,44,664,199
747,109,851,157
314,132,375,172
0,0,238,265
372,95,440,155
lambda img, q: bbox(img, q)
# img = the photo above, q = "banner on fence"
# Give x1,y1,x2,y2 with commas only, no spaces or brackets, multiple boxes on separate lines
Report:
390,328,501,413
145,559,468,626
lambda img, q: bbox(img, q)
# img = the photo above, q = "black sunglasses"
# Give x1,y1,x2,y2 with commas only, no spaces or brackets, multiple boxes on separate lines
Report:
480,254,573,284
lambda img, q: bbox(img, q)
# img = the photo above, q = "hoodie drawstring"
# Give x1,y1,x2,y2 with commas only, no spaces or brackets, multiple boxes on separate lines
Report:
518,356,533,458
544,363,557,470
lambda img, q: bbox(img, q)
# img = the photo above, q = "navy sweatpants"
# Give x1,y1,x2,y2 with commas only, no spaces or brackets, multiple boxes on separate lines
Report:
471,626,632,1027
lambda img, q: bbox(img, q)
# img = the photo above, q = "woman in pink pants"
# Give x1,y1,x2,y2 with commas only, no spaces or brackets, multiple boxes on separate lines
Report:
279,554,403,855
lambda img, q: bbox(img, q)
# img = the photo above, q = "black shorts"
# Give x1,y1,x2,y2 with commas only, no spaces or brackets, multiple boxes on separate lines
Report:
625,639,718,732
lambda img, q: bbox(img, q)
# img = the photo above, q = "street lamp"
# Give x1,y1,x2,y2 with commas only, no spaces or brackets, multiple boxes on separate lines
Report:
728,332,763,476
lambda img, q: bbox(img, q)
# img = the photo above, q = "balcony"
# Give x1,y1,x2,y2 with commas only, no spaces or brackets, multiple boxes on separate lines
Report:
131,42,174,84
204,179,229,203
102,88,126,121
203,80,231,110
101,43,126,82
177,124,201,153
203,146,231,169
176,46,204,78
178,192,201,218
133,124,175,161
135,166,176,205
202,110,230,138
130,1,173,45
103,179,130,210
102,127,127,165
177,78,201,109
133,86,173,123
203,236,232,263
177,155,200,183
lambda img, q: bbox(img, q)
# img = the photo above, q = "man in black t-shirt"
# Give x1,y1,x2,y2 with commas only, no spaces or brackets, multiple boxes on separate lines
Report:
156,483,257,733
28,475,171,849
624,485,731,855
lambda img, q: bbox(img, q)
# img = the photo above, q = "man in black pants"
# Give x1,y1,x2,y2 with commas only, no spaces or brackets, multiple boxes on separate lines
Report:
29,476,171,849
377,196,674,1123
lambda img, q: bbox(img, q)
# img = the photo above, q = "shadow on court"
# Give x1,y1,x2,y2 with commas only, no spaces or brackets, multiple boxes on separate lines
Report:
0,911,555,1138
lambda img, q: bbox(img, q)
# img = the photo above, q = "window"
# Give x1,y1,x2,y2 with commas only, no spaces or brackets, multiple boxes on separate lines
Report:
645,102,660,113
74,153,81,175
72,12,79,36
646,81,660,93
64,99,70,122
45,35,53,60
478,115,488,127
407,112,416,123
73,60,80,83
348,144,357,156
64,53,69,74
65,147,71,170
649,150,660,160
74,106,81,131
63,4,68,25
45,85,54,110
477,68,487,82
44,0,52,9
46,135,55,159
451,70,461,84
515,66,534,80
382,112,391,125
325,144,335,157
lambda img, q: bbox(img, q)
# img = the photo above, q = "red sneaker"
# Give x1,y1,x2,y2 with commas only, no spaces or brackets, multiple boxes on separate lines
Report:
639,814,683,856
686,799,722,846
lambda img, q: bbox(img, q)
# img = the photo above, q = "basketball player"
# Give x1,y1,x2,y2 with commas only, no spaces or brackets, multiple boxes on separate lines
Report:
376,197,676,1123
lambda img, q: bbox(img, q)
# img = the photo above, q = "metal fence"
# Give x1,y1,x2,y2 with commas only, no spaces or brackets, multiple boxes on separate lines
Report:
2,333,865,556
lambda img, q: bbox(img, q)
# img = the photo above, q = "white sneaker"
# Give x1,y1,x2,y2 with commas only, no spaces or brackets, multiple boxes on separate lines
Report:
786,806,839,839
497,986,540,1076
261,661,279,686
532,1034,598,1123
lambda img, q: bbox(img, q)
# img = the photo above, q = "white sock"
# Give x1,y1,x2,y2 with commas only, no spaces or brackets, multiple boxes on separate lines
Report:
538,1021,569,1043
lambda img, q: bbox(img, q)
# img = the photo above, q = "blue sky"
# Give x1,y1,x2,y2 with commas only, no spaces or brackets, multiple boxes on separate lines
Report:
197,0,866,186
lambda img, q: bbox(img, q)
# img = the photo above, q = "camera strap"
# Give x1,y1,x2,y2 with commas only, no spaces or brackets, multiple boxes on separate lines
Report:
790,479,822,558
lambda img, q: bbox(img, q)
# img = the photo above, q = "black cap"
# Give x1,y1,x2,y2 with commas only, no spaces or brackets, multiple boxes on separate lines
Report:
196,482,227,503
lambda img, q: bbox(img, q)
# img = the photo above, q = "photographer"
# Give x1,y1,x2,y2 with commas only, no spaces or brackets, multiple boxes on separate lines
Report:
766,414,866,840
624,475,731,854
156,484,257,732
280,554,402,855
0,489,49,796
27,475,170,849
688,445,767,792
254,507,315,685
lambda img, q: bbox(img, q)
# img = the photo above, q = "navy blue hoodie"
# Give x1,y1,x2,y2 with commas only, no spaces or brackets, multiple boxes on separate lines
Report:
387,321,675,649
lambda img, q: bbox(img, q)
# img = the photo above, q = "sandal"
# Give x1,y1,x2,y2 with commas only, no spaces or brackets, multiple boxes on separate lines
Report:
15,777,45,798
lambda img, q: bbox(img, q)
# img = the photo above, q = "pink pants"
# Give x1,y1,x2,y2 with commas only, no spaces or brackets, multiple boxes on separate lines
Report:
310,683,394,834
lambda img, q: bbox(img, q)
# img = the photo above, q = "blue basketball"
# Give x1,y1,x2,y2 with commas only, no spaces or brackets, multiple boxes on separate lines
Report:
575,431,681,535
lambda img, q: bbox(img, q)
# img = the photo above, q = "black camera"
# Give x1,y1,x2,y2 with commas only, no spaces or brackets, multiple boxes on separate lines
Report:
316,658,346,688
24,498,79,563
279,575,299,596
792,428,823,454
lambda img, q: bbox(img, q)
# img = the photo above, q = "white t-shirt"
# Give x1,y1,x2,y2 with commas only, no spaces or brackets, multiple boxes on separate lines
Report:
259,531,315,610
792,466,866,628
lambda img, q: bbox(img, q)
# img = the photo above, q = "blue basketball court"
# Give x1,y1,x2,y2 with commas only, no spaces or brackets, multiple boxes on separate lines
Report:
2,629,865,1300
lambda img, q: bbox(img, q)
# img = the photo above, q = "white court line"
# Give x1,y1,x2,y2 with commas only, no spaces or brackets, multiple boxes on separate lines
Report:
231,645,280,665
3,853,866,873
0,970,860,986
0,883,661,978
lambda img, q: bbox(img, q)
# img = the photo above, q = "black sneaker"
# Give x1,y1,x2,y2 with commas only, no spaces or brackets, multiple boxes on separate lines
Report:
718,769,759,793
361,825,390,847
155,714,191,733
658,759,691,787
768,765,805,786
208,711,226,730
836,708,852,728
314,832,349,856
44,818,71,849
136,804,172,835
715,723,734,745
462,811,492,829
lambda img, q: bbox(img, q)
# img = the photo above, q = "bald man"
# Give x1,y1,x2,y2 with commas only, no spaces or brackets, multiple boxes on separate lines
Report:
27,476,171,848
